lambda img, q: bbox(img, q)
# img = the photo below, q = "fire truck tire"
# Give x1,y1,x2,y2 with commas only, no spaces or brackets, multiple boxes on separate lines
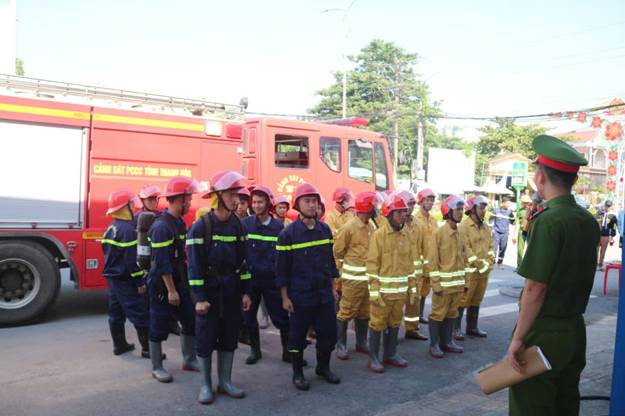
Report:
0,241,61,325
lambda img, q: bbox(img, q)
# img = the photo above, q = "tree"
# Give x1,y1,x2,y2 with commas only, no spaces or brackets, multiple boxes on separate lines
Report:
309,39,442,179
15,58,24,76
475,118,547,184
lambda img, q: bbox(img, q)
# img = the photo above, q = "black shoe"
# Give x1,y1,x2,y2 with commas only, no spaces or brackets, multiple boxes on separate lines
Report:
315,350,340,384
467,306,487,338
109,323,134,355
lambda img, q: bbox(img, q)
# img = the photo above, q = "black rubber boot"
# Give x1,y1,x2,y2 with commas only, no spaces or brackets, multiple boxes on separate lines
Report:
441,319,464,354
150,341,173,383
354,319,370,354
454,307,465,341
315,350,341,384
367,329,384,373
419,296,429,324
245,327,262,365
467,306,487,337
109,323,134,355
181,335,200,371
428,320,443,358
291,351,310,391
335,319,349,360
198,356,215,404
137,327,166,360
382,327,408,367
217,351,245,398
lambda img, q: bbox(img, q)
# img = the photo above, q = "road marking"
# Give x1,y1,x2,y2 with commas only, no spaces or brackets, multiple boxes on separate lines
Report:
480,303,518,317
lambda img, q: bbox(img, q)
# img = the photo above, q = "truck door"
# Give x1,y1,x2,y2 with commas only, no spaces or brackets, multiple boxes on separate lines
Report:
373,141,391,191
345,138,375,195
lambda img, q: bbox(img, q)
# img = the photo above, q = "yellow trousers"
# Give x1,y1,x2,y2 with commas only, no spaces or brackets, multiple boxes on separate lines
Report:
461,276,488,307
403,292,420,331
369,298,405,331
429,291,463,321
337,282,370,321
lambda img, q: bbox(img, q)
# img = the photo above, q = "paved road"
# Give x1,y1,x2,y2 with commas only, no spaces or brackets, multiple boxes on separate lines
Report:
1,243,619,416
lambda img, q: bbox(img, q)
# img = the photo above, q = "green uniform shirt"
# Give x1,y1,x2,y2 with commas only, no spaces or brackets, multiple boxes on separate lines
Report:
517,194,600,318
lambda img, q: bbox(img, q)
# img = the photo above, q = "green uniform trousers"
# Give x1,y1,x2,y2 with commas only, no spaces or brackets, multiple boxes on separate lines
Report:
509,315,586,416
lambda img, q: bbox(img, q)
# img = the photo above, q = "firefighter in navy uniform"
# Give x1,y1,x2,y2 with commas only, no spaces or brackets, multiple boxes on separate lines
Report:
242,185,295,365
147,176,201,383
101,189,149,357
276,183,341,391
187,171,252,405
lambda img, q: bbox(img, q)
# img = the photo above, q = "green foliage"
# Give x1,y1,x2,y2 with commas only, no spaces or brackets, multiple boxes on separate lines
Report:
309,39,444,178
15,58,24,76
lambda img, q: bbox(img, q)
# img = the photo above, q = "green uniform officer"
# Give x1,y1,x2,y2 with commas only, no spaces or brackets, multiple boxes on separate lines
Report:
515,194,531,268
506,135,600,416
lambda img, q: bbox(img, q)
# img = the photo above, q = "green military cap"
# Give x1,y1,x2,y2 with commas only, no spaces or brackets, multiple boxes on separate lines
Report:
533,134,588,173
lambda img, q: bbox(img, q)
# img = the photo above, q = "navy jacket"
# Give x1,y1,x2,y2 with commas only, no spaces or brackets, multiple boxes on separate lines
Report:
491,207,515,235
101,219,145,285
147,209,187,285
275,218,339,306
243,214,283,282
187,212,251,301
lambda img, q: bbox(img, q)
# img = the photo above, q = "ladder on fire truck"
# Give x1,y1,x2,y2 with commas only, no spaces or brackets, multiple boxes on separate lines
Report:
0,73,246,119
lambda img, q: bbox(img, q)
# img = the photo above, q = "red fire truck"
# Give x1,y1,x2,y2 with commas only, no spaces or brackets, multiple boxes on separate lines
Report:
0,74,394,325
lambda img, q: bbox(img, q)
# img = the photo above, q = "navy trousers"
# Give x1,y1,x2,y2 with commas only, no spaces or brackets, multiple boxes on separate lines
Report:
106,277,149,328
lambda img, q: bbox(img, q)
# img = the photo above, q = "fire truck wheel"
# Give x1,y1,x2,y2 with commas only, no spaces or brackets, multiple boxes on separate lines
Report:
0,241,61,325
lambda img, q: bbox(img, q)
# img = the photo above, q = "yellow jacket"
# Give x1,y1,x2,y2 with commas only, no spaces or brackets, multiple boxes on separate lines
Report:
325,209,354,238
458,217,495,278
366,221,418,301
333,216,375,288
431,221,466,294
404,217,424,279
414,209,438,277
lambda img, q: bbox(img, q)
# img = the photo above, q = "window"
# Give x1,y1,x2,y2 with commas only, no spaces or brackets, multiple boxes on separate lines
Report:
320,137,341,172
348,139,373,183
374,142,389,190
275,134,309,168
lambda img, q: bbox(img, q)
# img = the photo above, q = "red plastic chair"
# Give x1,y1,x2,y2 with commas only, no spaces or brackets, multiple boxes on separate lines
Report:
603,262,622,295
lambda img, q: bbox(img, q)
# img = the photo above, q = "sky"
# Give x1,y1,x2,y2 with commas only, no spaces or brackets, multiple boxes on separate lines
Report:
8,0,625,140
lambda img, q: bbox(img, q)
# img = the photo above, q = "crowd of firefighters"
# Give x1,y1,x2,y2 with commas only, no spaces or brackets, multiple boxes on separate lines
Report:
101,170,499,405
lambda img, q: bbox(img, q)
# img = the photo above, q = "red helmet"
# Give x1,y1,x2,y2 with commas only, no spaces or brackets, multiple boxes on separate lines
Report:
395,190,416,206
465,195,489,213
237,187,251,200
107,189,141,215
441,195,465,217
250,185,275,207
381,195,408,217
355,191,378,214
274,195,290,209
292,183,321,212
332,186,354,204
138,184,161,199
417,188,436,204
162,176,201,198
202,170,246,198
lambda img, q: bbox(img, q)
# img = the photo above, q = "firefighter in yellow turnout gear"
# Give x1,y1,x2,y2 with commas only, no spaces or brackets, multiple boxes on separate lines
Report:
414,189,438,326
366,195,418,373
334,192,379,360
429,195,467,358
392,191,427,341
454,195,495,340
326,187,355,297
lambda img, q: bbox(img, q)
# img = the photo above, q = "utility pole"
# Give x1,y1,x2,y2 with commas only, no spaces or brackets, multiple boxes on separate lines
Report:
393,62,400,175
416,117,425,180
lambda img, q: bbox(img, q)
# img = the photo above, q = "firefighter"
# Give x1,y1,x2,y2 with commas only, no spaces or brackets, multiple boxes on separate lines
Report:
241,185,294,365
395,190,427,341
276,183,341,391
138,184,162,214
139,184,181,337
187,171,252,404
147,176,200,383
455,195,494,340
414,188,438,325
236,187,251,219
333,191,379,360
429,195,467,359
366,195,418,373
101,189,149,357
325,187,355,237
274,196,292,227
